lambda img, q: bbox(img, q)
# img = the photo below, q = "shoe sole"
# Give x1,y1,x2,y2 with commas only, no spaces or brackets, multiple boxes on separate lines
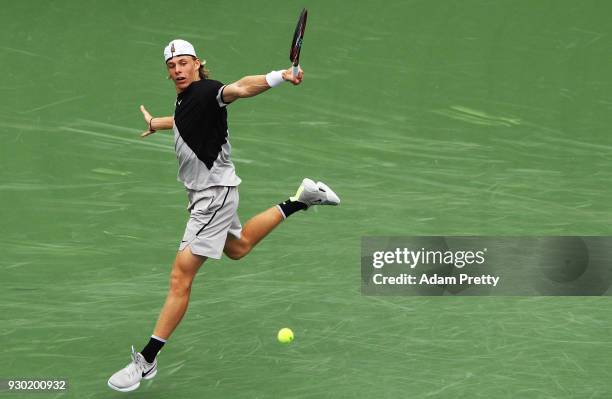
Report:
107,380,140,392
107,369,156,392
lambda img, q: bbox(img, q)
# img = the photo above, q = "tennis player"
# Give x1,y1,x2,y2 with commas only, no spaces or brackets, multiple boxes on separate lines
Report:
107,39,340,392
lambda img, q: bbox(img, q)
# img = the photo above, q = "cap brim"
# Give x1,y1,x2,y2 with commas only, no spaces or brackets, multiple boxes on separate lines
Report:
165,54,197,62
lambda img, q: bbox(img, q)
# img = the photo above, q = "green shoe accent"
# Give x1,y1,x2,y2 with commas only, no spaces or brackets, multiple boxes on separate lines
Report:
290,185,304,202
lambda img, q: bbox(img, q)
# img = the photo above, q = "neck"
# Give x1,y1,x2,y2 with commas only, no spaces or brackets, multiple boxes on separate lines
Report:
175,75,201,94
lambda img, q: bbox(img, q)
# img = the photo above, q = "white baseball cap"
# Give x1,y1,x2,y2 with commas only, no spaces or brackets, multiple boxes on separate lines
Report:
164,39,197,62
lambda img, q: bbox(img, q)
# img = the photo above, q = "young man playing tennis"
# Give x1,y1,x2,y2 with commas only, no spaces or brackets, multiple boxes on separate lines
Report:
107,39,340,392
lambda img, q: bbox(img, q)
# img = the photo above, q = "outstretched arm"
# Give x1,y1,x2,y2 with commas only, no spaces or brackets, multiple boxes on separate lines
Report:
140,105,173,138
139,66,303,138
221,66,303,103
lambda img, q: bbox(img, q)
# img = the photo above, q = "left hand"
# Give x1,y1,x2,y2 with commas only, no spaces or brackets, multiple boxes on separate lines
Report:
140,105,156,138
282,66,304,85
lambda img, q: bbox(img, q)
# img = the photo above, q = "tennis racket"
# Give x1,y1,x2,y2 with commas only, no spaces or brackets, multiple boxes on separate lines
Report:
290,8,308,77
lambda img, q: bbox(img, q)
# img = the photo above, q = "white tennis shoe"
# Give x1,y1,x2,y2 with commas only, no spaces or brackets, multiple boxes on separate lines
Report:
107,346,157,392
291,178,340,208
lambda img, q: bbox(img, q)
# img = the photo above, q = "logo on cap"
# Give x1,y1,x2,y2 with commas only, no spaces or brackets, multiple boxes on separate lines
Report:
171,43,176,57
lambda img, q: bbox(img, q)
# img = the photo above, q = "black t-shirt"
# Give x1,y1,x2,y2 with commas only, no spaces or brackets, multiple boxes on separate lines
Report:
174,79,230,169
172,79,241,190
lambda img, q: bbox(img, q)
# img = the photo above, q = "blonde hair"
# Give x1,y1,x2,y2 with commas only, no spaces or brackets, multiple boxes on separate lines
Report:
198,63,210,79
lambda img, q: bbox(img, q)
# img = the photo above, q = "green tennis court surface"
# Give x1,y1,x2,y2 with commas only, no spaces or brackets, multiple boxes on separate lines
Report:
2,1,611,397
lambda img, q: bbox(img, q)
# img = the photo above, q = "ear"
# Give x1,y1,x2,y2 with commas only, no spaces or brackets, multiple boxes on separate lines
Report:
194,58,201,68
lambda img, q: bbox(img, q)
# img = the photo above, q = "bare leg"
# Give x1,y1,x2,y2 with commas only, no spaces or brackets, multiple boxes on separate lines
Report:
153,247,206,339
224,206,284,260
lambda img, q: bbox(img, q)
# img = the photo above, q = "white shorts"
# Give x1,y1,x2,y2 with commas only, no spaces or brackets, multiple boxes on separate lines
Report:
179,186,242,259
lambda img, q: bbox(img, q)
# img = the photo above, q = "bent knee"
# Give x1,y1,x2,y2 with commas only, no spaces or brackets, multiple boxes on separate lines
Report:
226,248,247,260
225,241,252,260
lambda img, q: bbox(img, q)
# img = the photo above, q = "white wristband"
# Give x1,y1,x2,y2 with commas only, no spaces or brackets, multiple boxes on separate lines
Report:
265,70,285,88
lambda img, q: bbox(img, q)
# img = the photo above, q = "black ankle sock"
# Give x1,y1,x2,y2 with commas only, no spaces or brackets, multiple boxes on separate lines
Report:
141,336,165,363
278,199,307,218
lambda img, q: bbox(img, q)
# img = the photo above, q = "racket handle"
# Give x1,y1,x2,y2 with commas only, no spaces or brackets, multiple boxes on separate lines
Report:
292,64,299,78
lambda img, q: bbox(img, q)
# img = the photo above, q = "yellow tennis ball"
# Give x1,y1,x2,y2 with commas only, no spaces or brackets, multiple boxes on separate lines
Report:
277,328,294,344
